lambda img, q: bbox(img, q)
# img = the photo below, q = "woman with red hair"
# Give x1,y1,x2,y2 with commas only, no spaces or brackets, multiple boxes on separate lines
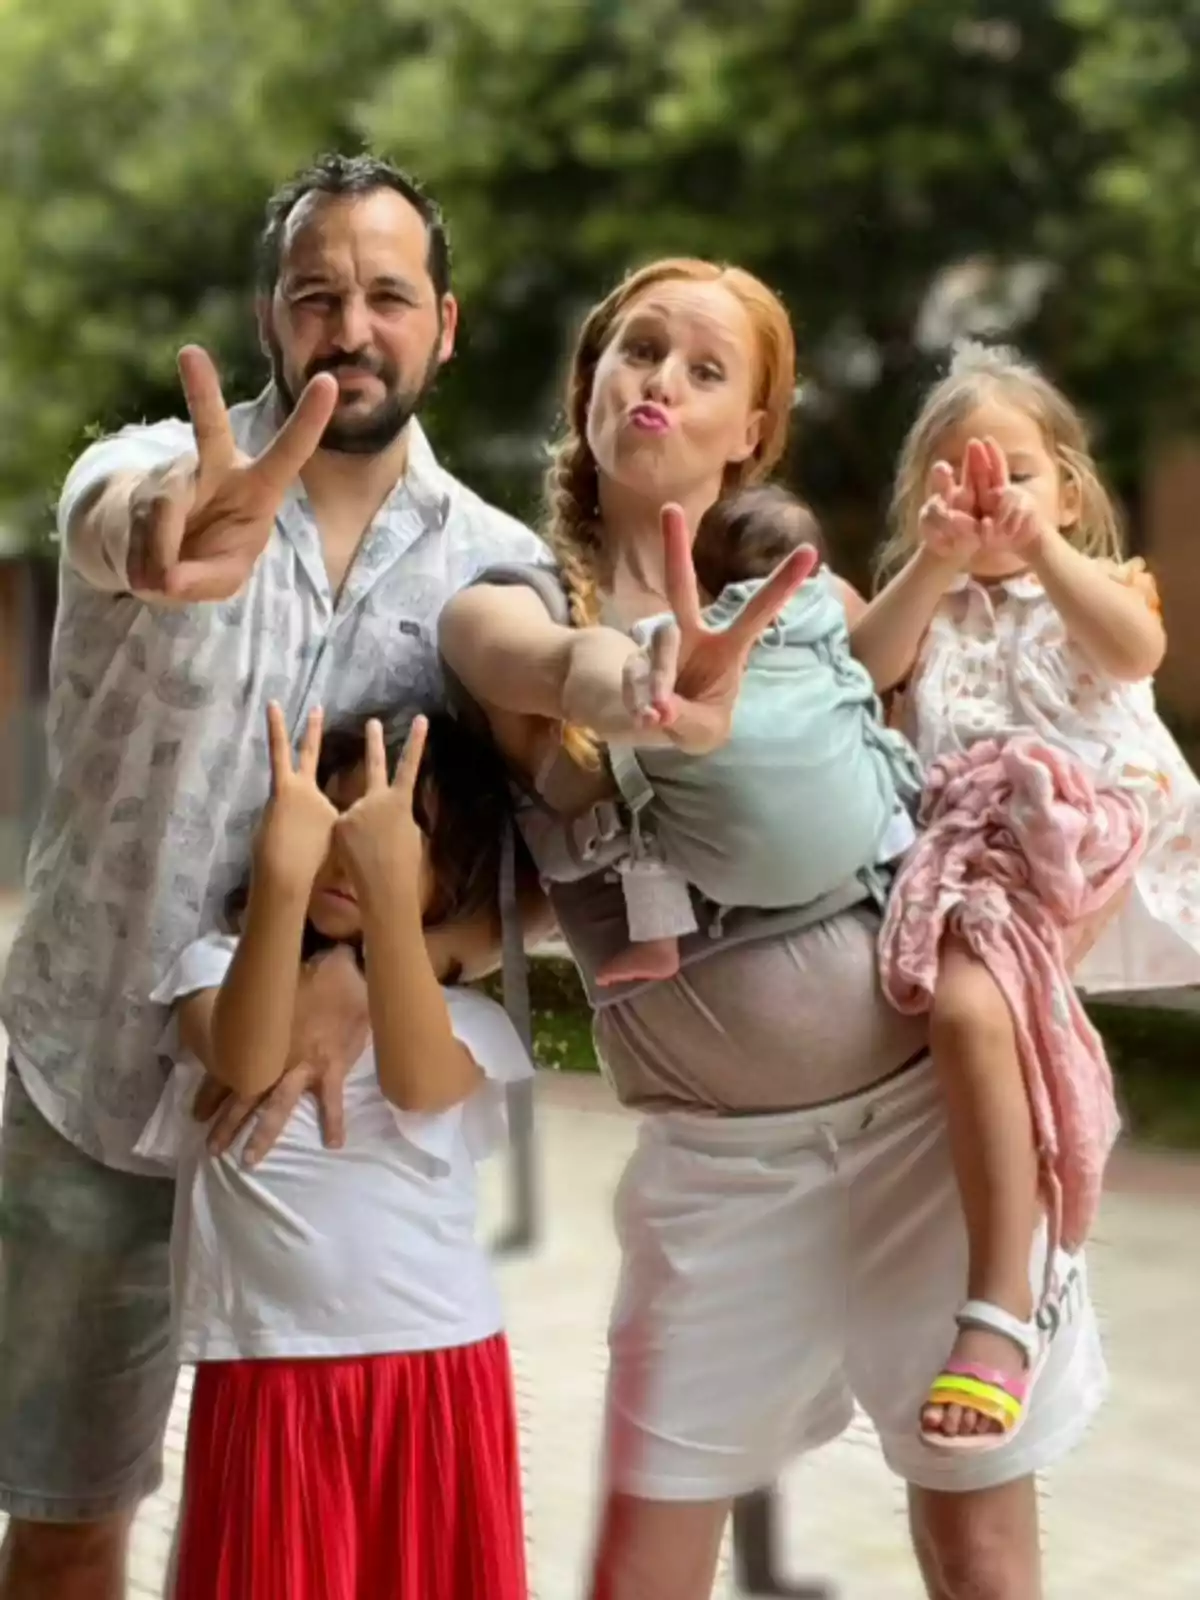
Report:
441,258,1107,1600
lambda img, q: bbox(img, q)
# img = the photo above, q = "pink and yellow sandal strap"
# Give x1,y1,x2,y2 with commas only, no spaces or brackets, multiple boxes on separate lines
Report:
926,1360,1032,1432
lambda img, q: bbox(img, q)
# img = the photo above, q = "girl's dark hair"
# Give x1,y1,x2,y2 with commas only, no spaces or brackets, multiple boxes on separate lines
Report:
226,707,520,973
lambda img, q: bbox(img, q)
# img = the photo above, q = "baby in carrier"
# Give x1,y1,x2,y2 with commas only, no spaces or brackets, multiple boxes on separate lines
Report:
598,485,922,987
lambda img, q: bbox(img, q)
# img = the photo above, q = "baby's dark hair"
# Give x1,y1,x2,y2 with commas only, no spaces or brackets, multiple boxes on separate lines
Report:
693,484,823,598
227,708,520,968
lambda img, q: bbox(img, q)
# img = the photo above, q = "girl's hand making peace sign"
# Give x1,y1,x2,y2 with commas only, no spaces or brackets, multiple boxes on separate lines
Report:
255,704,338,893
334,716,430,906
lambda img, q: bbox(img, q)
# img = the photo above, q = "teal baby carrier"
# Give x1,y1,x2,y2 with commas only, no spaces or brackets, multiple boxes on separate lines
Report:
611,568,923,911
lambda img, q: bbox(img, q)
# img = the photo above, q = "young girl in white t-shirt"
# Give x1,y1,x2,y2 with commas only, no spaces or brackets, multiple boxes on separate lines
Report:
137,703,533,1600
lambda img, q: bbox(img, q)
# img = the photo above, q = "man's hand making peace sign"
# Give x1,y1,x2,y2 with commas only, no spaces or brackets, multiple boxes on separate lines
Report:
126,346,337,603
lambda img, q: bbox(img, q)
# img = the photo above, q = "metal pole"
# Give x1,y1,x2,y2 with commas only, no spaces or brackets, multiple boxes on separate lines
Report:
732,1488,836,1598
491,821,540,1256
494,1075,538,1256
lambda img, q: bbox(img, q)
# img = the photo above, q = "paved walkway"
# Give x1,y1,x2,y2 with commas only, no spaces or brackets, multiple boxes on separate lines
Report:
507,1080,1200,1600
1,903,1199,1594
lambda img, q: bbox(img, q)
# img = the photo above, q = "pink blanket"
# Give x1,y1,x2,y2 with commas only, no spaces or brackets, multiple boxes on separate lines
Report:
879,736,1147,1256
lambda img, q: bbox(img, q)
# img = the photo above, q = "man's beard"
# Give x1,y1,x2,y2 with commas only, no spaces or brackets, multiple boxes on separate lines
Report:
270,335,443,457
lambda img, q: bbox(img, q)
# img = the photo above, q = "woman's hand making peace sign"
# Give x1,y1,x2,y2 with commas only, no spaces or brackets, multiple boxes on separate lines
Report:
621,503,820,754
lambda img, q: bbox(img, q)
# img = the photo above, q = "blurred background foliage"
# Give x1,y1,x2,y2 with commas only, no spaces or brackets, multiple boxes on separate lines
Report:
3,0,1200,1128
1,0,1199,589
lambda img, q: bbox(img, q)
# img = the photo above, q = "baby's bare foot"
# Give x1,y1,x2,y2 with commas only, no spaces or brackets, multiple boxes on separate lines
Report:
596,938,681,988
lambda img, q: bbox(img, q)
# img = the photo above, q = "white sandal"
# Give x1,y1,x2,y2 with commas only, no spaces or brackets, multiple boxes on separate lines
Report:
921,1299,1047,1454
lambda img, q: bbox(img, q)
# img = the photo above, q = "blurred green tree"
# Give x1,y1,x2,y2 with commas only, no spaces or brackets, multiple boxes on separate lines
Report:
0,0,421,527
0,0,1197,586
1048,0,1200,465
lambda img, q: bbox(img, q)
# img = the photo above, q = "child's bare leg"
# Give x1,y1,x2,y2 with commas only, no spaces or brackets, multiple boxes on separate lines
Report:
924,938,1039,1441
1065,885,1130,973
597,936,682,987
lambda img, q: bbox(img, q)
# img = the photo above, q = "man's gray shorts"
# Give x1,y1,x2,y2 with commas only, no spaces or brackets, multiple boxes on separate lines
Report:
0,1065,177,1523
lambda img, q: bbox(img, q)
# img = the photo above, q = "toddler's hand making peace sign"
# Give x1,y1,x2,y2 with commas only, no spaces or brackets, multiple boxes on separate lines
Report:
973,435,1049,557
918,437,1049,567
917,438,1004,566
334,717,430,905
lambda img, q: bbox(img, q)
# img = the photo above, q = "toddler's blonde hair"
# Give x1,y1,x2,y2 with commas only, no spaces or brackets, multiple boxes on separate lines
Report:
875,341,1124,587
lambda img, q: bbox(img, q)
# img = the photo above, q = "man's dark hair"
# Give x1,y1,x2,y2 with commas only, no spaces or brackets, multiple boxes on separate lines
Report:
256,152,452,299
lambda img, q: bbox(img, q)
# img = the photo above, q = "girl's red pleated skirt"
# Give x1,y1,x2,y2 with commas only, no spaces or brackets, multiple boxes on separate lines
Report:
171,1334,526,1600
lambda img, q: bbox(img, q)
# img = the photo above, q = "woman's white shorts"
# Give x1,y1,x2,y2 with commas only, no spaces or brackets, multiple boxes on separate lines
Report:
603,1057,1108,1500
